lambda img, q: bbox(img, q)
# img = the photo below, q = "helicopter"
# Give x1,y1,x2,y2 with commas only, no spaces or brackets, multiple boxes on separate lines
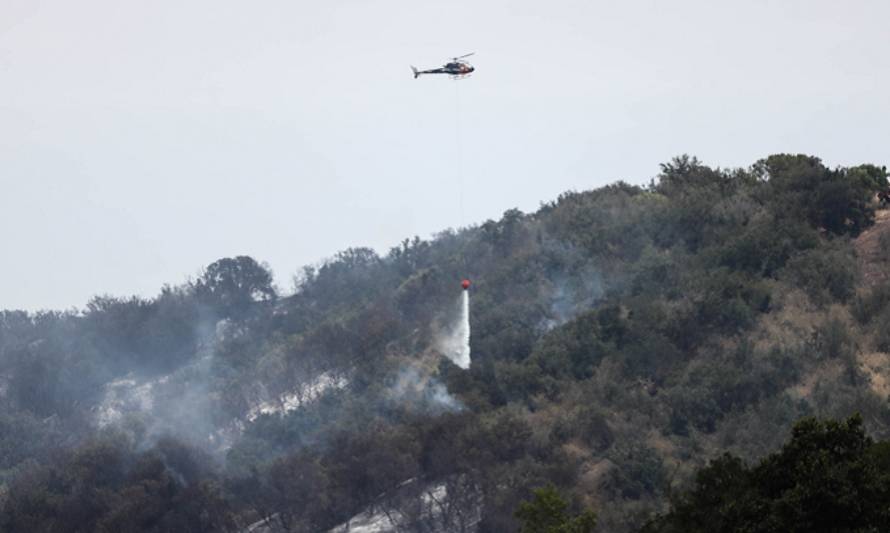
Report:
411,53,475,79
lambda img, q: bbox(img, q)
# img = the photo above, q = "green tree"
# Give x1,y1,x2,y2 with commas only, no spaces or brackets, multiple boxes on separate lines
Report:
643,415,890,533
760,154,881,236
515,485,597,533
194,256,276,318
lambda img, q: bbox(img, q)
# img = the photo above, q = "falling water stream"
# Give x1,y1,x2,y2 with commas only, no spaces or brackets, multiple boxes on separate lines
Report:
453,290,471,369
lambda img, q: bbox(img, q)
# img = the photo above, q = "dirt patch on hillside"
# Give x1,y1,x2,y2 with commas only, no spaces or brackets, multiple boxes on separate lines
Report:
750,288,822,353
787,360,845,400
855,208,890,287
859,351,890,399
577,458,615,505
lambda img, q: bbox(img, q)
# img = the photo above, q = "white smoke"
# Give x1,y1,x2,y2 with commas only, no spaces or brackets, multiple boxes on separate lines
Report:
437,291,471,369
387,366,462,412
93,351,224,449
328,479,481,533
96,376,162,428
91,314,235,453
246,372,348,421
543,270,605,330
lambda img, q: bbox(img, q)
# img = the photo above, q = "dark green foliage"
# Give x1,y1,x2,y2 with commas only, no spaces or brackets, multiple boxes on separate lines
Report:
481,208,530,255
515,485,597,533
533,311,608,379
297,248,386,312
759,154,881,237
783,245,858,305
695,269,771,332
716,218,819,277
84,288,203,373
666,344,797,435
607,444,666,500
643,415,890,533
653,155,749,252
194,255,276,319
543,183,653,262
0,434,235,533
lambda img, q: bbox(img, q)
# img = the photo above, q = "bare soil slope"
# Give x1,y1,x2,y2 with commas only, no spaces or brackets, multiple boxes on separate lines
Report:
855,207,890,287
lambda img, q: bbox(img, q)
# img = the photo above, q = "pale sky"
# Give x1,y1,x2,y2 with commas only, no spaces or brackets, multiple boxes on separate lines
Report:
2,0,888,311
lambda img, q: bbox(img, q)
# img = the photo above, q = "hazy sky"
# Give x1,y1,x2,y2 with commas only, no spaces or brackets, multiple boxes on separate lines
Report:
2,0,888,311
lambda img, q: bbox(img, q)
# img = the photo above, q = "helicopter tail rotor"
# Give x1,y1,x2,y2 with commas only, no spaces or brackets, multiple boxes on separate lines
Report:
411,66,420,79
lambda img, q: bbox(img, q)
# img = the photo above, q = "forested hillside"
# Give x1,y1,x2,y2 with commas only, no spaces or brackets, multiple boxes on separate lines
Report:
2,154,890,532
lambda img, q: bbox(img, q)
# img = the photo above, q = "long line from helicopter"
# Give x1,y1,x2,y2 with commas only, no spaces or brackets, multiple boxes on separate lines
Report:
410,53,475,292
410,53,475,79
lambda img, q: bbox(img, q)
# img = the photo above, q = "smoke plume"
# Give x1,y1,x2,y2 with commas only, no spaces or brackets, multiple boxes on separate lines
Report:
437,291,471,369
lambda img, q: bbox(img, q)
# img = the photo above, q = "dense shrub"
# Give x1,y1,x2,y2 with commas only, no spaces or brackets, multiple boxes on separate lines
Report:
643,415,890,533
760,154,882,237
852,282,890,324
782,246,858,305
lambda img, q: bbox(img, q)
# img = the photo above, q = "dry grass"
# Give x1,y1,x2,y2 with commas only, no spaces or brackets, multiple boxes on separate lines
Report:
858,351,890,399
576,458,616,508
855,208,890,287
787,360,845,400
750,288,822,353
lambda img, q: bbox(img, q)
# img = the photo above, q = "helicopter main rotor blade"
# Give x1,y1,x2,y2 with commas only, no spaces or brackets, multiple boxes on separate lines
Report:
453,52,475,60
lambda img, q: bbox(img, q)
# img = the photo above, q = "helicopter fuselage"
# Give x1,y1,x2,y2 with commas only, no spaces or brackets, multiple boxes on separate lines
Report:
413,61,474,78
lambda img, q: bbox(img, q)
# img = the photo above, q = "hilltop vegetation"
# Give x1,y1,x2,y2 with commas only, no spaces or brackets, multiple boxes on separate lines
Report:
2,154,890,532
